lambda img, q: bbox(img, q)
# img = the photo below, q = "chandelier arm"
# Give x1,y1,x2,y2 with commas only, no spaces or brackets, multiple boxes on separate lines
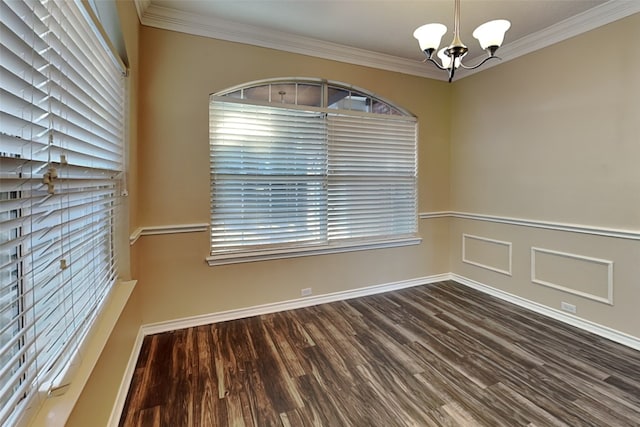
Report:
423,56,456,82
459,54,502,70
424,56,449,71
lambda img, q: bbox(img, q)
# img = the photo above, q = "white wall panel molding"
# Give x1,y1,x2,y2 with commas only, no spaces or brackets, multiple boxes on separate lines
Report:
129,223,209,245
419,211,640,240
462,234,512,276
531,247,614,305
451,274,639,352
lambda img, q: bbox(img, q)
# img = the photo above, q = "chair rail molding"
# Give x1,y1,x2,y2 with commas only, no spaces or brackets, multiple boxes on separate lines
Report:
129,223,209,245
419,211,640,240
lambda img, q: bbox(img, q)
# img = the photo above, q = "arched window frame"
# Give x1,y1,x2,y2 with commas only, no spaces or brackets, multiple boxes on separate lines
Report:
208,79,420,266
216,78,412,115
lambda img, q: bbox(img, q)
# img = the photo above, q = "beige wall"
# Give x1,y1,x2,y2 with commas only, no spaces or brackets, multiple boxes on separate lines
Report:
448,13,640,337
133,26,452,326
68,10,639,427
450,14,640,228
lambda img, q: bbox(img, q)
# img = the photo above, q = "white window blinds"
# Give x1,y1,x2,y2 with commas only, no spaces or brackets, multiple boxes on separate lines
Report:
210,101,327,251
327,114,417,241
0,0,125,425
209,93,417,257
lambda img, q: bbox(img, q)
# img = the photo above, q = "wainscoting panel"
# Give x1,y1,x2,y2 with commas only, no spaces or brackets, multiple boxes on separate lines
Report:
443,212,640,341
462,234,512,276
531,247,614,305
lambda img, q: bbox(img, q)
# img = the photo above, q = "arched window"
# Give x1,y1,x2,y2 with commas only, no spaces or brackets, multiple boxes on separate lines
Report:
208,79,418,265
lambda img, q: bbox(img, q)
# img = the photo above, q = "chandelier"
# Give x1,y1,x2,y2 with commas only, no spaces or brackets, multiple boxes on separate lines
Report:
413,0,511,82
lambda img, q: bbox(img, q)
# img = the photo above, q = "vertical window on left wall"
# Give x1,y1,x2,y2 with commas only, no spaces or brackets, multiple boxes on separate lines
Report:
0,1,126,425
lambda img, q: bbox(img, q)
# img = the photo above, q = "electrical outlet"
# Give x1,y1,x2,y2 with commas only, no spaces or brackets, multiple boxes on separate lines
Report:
301,288,312,297
561,302,576,314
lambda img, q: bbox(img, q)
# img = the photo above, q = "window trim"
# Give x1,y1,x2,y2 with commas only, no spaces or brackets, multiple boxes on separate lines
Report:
206,236,422,266
214,77,414,117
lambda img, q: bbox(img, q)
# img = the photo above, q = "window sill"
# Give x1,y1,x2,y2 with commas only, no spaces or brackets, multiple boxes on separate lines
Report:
24,279,137,427
206,237,422,266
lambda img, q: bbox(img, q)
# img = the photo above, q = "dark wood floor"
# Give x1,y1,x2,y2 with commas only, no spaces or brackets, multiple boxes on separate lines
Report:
119,281,640,426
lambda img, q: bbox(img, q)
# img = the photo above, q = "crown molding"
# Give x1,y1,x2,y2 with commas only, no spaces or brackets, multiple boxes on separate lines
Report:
133,0,151,22
133,0,640,81
456,0,640,79
132,1,444,79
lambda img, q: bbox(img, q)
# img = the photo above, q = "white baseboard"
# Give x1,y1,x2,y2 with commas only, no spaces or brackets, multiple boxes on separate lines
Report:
107,329,145,427
142,274,449,335
451,273,640,351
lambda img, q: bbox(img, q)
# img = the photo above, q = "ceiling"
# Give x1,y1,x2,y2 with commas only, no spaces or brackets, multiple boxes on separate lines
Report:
134,0,640,80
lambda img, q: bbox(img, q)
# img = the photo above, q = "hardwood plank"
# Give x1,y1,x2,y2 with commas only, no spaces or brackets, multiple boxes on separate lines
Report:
483,382,569,427
136,406,161,427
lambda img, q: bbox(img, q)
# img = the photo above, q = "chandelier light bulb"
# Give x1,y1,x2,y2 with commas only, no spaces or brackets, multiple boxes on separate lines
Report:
413,23,447,52
473,19,511,50
437,48,464,70
437,48,452,69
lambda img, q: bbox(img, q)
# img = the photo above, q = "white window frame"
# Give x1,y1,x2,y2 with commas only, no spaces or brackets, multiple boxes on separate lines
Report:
207,80,420,266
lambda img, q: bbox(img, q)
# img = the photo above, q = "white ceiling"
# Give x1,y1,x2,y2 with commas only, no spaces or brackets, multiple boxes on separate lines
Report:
135,0,640,80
